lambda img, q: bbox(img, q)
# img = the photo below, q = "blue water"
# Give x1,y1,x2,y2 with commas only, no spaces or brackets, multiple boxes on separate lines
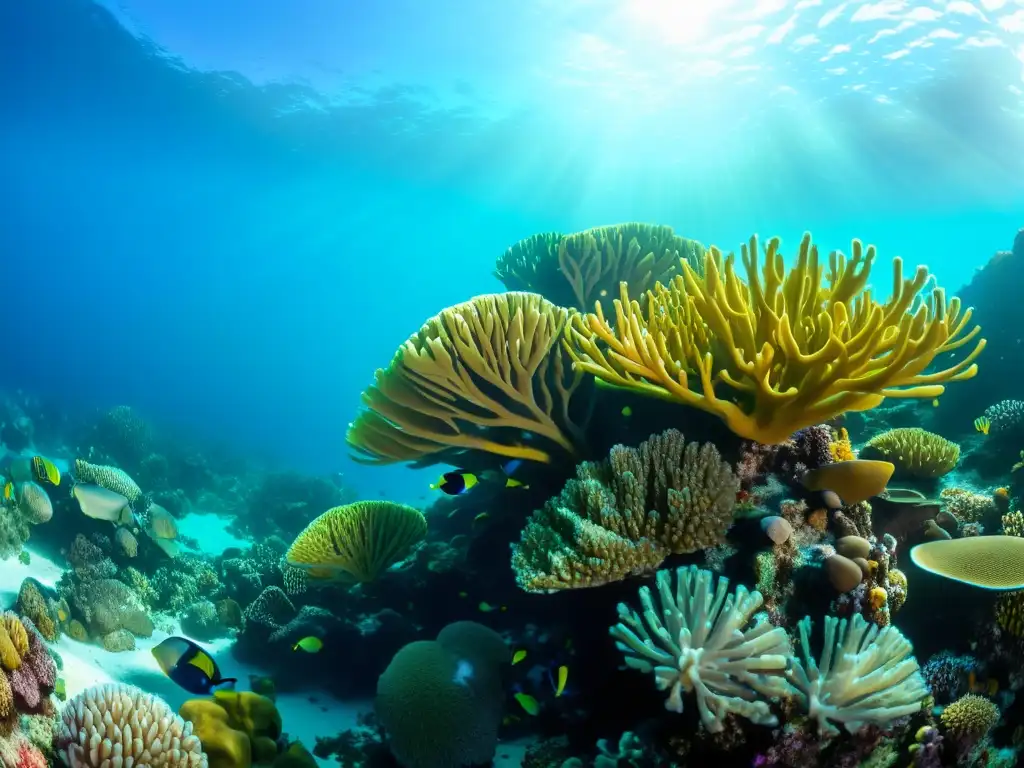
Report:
2,0,1023,502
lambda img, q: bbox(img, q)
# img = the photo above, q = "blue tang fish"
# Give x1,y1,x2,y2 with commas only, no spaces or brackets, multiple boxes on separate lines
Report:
152,636,237,695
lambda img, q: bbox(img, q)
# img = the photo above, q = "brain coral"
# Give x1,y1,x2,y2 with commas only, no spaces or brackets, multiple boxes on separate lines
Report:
376,622,506,768
58,683,208,768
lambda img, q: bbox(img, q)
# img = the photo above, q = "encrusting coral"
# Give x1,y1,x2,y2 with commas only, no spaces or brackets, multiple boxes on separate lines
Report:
860,428,960,478
566,232,985,444
347,292,592,466
180,691,282,768
285,501,427,583
511,430,738,592
58,683,208,768
494,223,705,311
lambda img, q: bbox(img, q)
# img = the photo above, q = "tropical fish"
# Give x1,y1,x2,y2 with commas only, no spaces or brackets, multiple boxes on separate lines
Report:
967,671,998,697
621,406,632,417
72,484,133,524
512,649,527,665
553,665,568,697
151,537,180,559
32,456,60,486
478,601,506,613
292,636,323,653
514,692,540,716
2,482,12,502
431,471,478,495
431,460,528,495
974,416,991,435
152,636,237,695
148,503,178,539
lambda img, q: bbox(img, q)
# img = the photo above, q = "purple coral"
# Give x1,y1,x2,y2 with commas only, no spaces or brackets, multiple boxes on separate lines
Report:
6,617,56,711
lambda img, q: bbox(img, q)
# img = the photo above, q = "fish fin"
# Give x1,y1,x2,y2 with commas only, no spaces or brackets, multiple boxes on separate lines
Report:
215,678,238,690
502,459,522,476
188,650,216,679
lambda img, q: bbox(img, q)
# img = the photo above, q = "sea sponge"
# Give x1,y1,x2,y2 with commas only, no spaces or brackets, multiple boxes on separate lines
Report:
567,232,984,444
376,622,507,768
887,569,908,613
512,430,739,592
58,683,207,768
285,501,427,583
347,292,591,466
861,428,960,478
940,694,1000,737
909,535,1024,589
209,691,281,763
494,223,705,310
180,698,251,768
802,460,894,505
829,428,855,462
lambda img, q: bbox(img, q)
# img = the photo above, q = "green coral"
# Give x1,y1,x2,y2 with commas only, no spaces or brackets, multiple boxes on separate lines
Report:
495,223,705,311
512,430,738,592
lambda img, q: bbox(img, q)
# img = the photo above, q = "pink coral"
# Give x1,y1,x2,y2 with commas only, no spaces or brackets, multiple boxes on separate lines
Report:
16,738,46,768
3,617,55,711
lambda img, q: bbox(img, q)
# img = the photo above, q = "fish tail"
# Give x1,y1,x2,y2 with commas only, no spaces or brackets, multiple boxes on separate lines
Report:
502,459,522,476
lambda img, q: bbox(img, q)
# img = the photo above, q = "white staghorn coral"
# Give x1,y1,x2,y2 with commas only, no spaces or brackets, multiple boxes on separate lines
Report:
788,614,928,735
609,565,795,733
57,683,208,768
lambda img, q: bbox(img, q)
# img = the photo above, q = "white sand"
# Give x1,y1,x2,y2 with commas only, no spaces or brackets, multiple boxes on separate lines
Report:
10,544,371,766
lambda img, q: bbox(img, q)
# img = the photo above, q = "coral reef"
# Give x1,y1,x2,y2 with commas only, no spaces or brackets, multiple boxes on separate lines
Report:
860,428,960,479
512,430,738,591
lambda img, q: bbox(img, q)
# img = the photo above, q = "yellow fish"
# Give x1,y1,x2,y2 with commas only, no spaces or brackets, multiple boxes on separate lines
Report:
2,482,12,502
292,636,323,653
932,399,940,408
32,456,60,486
554,665,568,697
431,471,478,495
974,416,991,436
514,692,540,716
512,649,527,665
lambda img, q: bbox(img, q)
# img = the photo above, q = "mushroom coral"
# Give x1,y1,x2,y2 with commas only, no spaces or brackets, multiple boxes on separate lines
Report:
347,292,591,466
494,223,705,311
567,233,985,444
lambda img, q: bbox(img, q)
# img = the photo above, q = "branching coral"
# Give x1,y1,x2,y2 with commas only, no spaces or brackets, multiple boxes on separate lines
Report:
285,501,427,583
609,566,794,733
861,428,960,478
494,223,705,311
567,233,985,444
511,430,738,592
787,614,928,735
347,292,592,466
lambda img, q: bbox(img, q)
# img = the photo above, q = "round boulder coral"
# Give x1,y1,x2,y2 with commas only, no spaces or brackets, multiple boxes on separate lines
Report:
941,693,1000,737
58,683,208,768
376,622,507,768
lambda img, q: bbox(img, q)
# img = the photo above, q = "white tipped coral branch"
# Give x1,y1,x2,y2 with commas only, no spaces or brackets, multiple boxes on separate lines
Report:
609,565,795,733
788,614,928,736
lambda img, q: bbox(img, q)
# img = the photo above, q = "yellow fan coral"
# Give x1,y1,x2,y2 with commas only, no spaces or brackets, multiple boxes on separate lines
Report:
567,233,985,444
347,292,591,466
861,428,961,478
286,501,427,583
495,224,704,311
